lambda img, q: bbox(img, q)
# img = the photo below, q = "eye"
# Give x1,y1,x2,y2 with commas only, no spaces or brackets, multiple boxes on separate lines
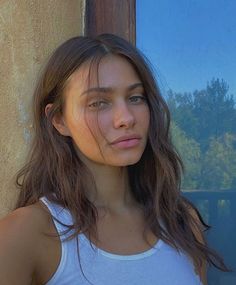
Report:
129,94,147,103
88,100,109,110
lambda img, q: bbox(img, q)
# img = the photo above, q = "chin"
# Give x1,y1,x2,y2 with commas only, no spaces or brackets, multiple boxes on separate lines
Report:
113,153,143,167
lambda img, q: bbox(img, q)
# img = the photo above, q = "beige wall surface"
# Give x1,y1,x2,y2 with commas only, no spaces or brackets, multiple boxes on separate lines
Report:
0,0,85,217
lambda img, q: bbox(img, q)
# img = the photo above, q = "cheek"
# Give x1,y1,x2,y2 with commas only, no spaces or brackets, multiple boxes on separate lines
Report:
146,110,151,128
71,122,99,155
95,112,112,137
138,106,150,129
74,112,110,149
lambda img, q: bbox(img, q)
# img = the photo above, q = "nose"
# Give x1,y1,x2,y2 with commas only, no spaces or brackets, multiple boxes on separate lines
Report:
113,101,135,129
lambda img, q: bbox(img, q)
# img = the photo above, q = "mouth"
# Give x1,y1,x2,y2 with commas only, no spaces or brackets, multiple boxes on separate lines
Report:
111,138,141,149
111,134,141,144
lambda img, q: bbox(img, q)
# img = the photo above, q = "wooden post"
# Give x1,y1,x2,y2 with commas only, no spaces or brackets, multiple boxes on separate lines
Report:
85,0,136,45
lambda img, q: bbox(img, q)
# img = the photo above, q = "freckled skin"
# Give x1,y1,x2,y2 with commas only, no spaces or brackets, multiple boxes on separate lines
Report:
61,55,150,167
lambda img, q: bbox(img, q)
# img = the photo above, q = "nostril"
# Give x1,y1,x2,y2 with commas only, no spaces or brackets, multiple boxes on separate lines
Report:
113,115,135,129
112,103,136,128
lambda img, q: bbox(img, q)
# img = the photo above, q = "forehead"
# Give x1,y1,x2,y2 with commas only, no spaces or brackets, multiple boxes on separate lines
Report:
65,54,141,93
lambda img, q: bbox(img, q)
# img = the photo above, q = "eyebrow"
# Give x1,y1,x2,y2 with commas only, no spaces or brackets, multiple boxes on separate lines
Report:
80,82,144,96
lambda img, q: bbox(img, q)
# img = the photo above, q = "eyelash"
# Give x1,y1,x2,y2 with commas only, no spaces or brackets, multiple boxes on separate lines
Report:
129,95,147,103
88,95,147,110
88,101,108,109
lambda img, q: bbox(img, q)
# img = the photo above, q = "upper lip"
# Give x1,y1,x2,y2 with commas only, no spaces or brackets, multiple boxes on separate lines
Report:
110,134,141,144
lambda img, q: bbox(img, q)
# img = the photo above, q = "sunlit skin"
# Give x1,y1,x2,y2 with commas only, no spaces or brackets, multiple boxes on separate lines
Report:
62,55,150,166
50,55,150,211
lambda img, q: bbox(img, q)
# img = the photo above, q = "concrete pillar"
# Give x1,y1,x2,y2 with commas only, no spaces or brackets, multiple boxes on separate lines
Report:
0,0,85,217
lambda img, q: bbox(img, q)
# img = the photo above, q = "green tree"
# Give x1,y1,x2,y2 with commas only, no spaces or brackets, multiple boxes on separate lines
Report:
200,133,236,189
193,78,236,151
167,78,236,190
170,121,201,189
167,90,199,139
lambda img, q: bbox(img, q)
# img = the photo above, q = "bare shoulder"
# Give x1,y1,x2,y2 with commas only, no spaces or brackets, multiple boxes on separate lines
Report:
0,201,53,245
1,201,51,229
0,201,53,285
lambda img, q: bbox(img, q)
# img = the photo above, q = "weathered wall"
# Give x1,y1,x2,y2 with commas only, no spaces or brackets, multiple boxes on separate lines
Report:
0,0,85,217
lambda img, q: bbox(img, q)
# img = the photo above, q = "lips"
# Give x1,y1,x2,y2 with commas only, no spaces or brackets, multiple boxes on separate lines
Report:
110,134,141,144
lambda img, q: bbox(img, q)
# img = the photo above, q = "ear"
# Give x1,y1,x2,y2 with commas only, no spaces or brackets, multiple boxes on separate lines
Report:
45,104,71,137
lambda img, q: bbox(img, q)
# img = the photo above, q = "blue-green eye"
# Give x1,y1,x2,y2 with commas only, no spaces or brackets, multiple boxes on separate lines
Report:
88,100,109,109
129,95,146,103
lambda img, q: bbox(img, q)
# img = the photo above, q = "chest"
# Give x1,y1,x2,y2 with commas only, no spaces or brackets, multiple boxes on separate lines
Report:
34,209,157,284
35,230,201,285
88,208,158,255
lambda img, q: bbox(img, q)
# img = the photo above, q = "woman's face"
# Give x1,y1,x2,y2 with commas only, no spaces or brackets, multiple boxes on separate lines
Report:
58,54,150,167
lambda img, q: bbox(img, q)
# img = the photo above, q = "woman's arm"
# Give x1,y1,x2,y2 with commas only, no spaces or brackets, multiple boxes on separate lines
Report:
0,207,39,285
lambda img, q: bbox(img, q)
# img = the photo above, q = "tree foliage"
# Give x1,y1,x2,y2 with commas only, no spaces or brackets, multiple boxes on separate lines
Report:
167,78,236,190
170,122,201,189
201,133,236,190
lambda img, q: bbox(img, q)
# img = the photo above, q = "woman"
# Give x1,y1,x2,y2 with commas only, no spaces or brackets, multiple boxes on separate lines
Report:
0,34,229,285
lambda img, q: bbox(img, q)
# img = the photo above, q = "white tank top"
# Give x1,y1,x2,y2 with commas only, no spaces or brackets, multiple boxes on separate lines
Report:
40,197,203,285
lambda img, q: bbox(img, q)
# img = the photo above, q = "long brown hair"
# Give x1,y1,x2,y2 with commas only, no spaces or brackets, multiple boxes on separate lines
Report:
15,34,230,278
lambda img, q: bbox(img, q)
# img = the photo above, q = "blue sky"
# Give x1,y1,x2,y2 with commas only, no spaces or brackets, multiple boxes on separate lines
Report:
136,0,236,99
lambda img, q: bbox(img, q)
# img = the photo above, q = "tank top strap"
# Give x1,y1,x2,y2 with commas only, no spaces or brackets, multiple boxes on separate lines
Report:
40,196,74,240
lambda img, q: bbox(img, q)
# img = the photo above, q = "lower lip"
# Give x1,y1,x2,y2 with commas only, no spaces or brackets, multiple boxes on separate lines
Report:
111,138,140,149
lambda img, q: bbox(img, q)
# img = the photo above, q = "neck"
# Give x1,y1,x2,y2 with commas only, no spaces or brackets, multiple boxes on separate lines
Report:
81,157,137,213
